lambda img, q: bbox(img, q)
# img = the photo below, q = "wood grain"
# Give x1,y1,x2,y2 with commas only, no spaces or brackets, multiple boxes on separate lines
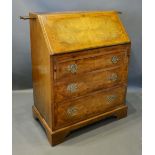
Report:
54,45,129,80
54,86,126,129
29,11,131,146
31,11,130,54
29,13,53,128
54,67,127,103
33,104,127,146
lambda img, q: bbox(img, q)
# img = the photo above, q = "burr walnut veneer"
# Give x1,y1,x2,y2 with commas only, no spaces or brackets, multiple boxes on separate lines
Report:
28,11,131,145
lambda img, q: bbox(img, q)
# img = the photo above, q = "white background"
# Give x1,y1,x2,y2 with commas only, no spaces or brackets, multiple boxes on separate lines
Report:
0,0,151,155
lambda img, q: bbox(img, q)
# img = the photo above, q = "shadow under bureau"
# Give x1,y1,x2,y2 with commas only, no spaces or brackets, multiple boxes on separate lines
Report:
28,11,131,145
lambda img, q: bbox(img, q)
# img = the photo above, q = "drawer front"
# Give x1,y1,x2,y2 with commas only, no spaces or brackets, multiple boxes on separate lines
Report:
54,86,126,129
54,46,129,80
54,67,127,103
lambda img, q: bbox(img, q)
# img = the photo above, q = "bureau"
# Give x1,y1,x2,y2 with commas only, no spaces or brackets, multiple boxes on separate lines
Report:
27,11,131,145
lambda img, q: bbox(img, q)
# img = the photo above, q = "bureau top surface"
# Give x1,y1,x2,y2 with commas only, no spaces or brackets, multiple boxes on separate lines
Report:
30,11,130,55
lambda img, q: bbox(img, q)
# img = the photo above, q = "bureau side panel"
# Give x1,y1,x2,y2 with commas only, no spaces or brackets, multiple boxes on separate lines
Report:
124,43,131,102
29,15,53,128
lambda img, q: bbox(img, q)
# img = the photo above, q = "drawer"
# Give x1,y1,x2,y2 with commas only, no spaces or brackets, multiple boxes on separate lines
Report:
54,66,128,103
54,45,129,80
54,86,126,129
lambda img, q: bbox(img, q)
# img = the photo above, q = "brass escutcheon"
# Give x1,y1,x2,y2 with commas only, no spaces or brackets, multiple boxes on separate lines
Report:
67,83,78,93
108,73,118,81
67,106,78,117
111,56,119,64
106,95,117,103
68,64,78,73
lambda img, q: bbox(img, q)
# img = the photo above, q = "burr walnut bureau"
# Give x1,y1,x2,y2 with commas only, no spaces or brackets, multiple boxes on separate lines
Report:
27,11,131,145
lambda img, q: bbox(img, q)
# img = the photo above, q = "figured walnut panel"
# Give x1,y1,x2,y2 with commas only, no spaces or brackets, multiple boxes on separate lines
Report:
54,67,127,103
40,11,130,54
54,86,126,129
54,47,128,80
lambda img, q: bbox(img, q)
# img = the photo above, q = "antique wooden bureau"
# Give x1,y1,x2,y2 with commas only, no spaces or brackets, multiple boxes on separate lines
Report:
27,11,131,145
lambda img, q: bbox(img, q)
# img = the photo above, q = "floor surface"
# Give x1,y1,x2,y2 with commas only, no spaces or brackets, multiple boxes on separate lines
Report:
13,87,142,155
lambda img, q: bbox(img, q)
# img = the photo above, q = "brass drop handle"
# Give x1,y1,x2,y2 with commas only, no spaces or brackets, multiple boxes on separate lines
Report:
106,95,117,103
116,11,122,14
111,56,119,64
67,83,78,93
108,73,118,81
68,64,78,73
67,106,78,117
20,16,36,20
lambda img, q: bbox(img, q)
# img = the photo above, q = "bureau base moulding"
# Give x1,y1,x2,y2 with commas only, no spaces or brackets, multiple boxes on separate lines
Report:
32,105,127,146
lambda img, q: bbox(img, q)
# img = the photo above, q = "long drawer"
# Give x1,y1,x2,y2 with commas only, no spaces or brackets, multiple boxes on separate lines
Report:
54,86,126,129
53,44,129,80
54,66,128,103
